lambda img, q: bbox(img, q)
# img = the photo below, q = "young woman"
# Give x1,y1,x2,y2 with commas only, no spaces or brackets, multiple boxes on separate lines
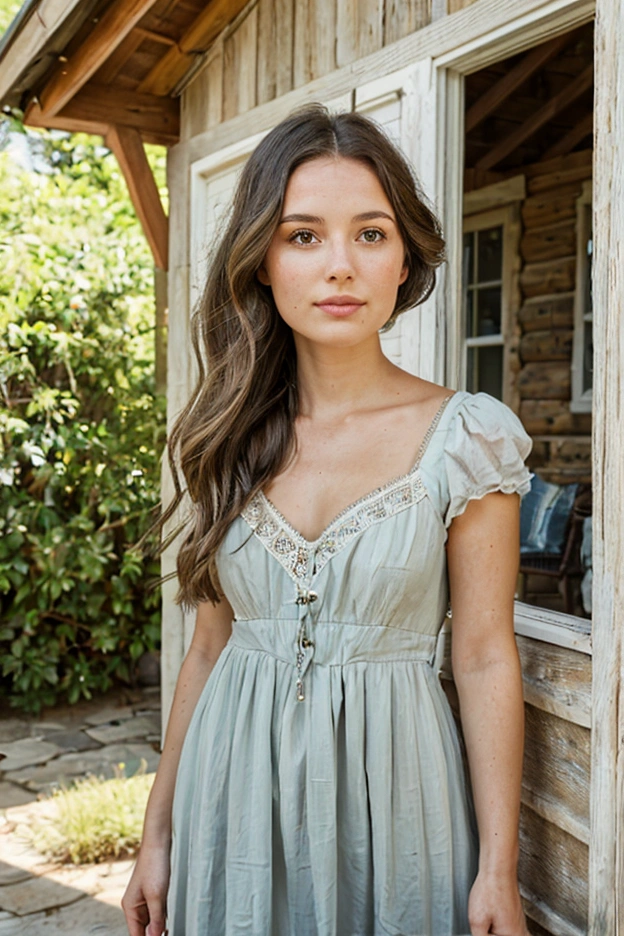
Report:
122,104,533,936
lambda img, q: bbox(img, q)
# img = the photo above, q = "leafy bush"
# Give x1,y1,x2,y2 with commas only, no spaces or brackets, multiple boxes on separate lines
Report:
0,125,166,712
24,760,155,864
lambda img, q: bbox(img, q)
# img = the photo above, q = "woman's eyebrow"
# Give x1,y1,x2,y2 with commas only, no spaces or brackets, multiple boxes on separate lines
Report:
279,210,396,225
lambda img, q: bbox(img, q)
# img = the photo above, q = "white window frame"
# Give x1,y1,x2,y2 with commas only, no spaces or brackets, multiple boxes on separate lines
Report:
461,201,522,407
570,178,593,413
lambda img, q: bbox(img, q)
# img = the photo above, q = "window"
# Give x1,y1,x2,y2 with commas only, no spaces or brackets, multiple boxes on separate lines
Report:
570,180,593,413
463,222,505,399
461,198,522,405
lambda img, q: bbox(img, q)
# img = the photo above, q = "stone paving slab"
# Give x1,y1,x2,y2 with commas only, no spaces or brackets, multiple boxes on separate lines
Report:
4,742,160,792
82,706,135,728
85,714,161,746
0,895,128,936
0,740,64,774
0,874,86,915
35,730,101,754
0,721,33,745
0,782,37,809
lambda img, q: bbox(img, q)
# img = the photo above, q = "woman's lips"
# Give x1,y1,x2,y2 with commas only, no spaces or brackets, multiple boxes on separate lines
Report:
315,301,365,317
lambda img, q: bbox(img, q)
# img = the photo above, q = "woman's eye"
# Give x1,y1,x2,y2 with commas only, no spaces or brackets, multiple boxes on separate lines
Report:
290,229,317,245
360,228,386,243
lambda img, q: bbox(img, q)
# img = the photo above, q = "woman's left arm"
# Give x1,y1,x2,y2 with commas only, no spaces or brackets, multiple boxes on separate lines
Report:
446,489,530,936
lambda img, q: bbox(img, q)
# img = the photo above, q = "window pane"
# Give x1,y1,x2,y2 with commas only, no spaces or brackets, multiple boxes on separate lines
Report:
464,289,474,338
467,344,503,399
475,286,502,336
463,232,475,286
476,226,503,282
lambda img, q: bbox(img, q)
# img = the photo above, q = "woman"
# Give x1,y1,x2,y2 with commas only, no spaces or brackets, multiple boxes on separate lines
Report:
122,103,532,936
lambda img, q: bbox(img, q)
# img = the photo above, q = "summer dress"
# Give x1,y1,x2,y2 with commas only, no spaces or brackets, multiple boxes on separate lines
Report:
167,389,533,936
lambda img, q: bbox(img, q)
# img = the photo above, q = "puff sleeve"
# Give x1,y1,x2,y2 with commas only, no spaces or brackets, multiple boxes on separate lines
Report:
443,392,534,529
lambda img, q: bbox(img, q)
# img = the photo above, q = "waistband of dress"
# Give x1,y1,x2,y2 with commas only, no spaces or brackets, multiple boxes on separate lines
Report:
228,618,438,666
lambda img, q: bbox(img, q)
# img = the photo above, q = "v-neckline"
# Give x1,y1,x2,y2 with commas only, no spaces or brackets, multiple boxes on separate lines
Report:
257,391,457,547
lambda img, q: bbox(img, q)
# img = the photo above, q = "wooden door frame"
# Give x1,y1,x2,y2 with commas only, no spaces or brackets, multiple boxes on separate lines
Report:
166,1,624,927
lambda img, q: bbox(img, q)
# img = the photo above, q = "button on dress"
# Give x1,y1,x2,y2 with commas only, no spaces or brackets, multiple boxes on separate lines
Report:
167,389,534,936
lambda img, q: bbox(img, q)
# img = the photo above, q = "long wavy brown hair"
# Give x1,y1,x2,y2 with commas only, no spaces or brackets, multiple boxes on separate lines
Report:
159,102,446,608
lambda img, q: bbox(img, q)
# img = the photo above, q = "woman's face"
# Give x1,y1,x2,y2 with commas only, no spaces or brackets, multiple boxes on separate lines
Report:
257,156,408,347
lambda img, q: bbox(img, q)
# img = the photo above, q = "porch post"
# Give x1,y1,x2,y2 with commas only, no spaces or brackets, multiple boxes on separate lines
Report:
589,0,624,930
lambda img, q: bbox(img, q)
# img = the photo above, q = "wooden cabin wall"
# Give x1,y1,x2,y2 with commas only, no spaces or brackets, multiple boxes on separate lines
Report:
442,631,591,936
517,149,593,486
180,0,432,138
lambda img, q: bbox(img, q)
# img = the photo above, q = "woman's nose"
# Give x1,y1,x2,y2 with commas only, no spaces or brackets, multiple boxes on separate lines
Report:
325,239,356,280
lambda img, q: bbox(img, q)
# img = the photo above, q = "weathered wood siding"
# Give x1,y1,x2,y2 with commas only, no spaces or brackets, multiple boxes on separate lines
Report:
442,631,591,936
181,0,432,139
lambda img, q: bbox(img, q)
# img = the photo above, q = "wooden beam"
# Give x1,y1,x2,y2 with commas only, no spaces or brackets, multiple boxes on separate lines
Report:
465,31,571,133
60,84,180,144
542,111,593,160
39,0,161,117
137,0,250,96
476,62,594,170
96,30,146,85
106,126,168,270
590,2,624,931
24,100,110,138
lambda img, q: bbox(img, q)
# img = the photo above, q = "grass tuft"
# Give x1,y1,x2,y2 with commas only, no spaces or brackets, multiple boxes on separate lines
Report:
25,760,155,865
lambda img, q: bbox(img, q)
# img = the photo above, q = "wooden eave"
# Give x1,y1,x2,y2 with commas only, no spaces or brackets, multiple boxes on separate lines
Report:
0,0,250,269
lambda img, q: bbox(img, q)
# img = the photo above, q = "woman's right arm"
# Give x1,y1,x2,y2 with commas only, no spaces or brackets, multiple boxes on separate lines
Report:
122,596,234,936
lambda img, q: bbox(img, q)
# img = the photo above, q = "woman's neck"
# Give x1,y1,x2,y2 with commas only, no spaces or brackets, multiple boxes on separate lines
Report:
293,333,397,419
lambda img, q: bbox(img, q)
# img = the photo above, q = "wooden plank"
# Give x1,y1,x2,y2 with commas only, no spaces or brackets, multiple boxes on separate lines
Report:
0,0,85,102
476,63,594,171
522,709,590,840
185,0,595,163
520,328,573,361
520,219,576,263
519,807,589,932
517,635,591,729
519,293,574,332
24,100,109,138
463,173,526,214
520,256,576,297
222,4,258,120
519,398,591,436
337,0,384,67
93,29,144,85
465,31,571,133
106,126,168,269
257,0,294,106
384,0,431,44
39,0,161,117
138,0,251,96
522,184,582,227
590,2,624,931
543,111,593,160
293,0,337,88
181,44,224,140
525,149,592,192
518,361,571,399
61,84,180,144
521,888,587,936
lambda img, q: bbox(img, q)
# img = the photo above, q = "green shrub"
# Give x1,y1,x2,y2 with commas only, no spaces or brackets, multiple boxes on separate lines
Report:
0,125,167,712
24,761,155,864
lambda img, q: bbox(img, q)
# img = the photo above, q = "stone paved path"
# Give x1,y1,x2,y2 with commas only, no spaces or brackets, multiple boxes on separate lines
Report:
0,687,161,935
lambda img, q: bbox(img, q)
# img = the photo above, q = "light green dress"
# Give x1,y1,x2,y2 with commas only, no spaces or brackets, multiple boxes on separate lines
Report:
167,389,533,936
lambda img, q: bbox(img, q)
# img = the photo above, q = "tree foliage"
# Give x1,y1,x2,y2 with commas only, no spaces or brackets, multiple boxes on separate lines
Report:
0,126,166,712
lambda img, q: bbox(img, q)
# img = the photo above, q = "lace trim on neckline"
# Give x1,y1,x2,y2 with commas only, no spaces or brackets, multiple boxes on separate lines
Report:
241,469,427,585
240,393,454,585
